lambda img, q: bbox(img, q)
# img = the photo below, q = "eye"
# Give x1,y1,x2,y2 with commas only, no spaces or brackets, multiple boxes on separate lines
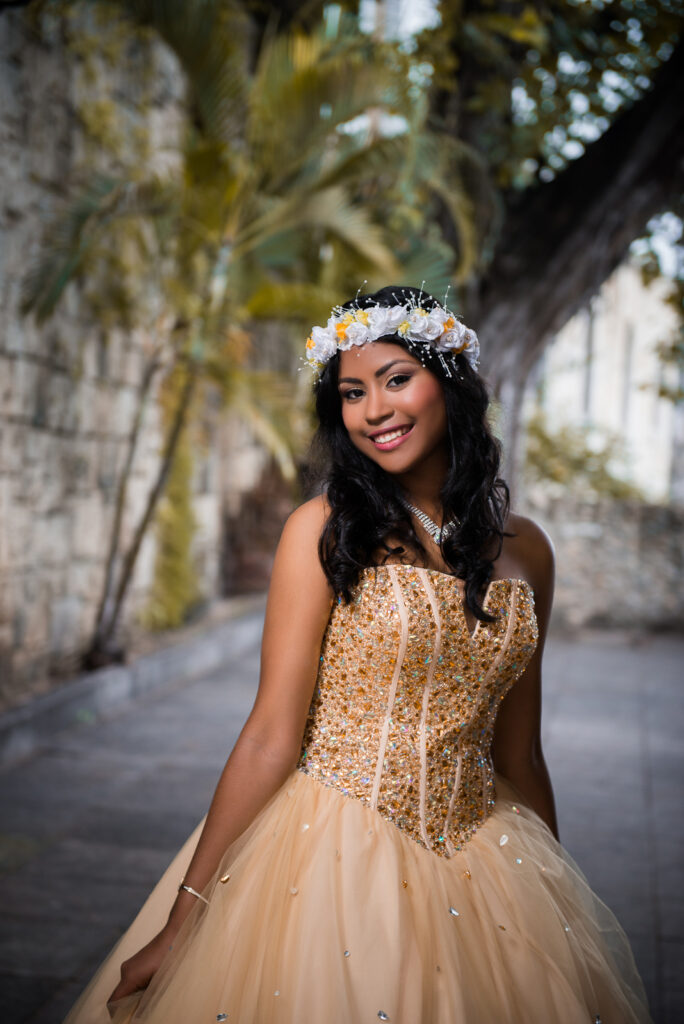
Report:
340,387,364,401
387,373,412,388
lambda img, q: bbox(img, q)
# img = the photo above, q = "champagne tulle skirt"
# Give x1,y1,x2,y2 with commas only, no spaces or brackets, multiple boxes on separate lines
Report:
64,770,651,1024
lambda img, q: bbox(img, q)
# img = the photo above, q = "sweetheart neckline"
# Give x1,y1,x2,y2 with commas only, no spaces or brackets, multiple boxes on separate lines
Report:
360,564,531,591
357,566,533,642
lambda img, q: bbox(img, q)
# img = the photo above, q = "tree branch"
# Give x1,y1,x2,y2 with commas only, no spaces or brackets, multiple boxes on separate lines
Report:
475,39,684,392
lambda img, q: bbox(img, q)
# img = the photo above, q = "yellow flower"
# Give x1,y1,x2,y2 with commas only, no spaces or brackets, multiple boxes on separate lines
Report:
444,317,455,330
354,309,370,325
306,335,315,350
335,322,348,340
398,320,410,335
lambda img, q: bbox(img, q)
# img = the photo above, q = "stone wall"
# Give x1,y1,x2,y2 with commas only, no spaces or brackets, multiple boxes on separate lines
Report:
0,9,233,707
527,496,684,631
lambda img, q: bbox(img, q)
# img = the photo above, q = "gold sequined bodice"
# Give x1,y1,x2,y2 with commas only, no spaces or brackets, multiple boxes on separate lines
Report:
297,565,538,857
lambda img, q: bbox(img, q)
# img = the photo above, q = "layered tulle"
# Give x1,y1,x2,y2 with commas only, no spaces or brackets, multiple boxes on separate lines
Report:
64,769,650,1024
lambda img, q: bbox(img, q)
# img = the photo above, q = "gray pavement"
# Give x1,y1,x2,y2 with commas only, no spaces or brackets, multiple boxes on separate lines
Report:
0,613,681,1024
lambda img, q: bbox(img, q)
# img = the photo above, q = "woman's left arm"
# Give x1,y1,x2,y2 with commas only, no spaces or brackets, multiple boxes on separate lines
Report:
491,517,559,840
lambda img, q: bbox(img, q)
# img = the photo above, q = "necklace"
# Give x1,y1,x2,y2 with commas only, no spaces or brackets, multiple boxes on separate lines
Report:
400,499,459,545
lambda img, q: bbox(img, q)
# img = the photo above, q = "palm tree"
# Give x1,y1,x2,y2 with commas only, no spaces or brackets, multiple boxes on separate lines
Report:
22,0,482,663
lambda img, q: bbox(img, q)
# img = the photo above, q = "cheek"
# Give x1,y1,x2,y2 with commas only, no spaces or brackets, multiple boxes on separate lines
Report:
408,376,446,422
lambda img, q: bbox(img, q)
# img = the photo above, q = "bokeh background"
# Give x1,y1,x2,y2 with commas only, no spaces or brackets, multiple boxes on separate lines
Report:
0,0,682,1021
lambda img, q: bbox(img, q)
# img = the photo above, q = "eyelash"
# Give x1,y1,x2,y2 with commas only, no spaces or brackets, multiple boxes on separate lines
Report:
341,373,412,401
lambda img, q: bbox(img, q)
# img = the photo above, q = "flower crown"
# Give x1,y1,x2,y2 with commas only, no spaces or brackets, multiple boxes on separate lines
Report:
305,298,480,374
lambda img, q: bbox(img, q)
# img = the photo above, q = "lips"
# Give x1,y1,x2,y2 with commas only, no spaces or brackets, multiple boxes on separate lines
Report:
368,424,414,451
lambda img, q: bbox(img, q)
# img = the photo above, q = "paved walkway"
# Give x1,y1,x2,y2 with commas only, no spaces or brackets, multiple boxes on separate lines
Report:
0,613,681,1023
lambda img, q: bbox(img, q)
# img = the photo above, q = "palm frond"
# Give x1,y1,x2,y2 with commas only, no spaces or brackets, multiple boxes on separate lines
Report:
233,186,396,276
115,0,250,143
245,281,343,323
215,367,305,481
22,175,174,321
395,234,456,303
247,27,411,189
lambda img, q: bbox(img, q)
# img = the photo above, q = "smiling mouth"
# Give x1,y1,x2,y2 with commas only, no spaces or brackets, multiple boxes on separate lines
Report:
369,424,413,449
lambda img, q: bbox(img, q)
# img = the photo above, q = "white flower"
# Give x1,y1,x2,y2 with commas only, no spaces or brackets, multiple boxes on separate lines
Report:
385,305,409,332
437,321,467,351
306,325,337,364
421,311,449,341
305,300,480,372
463,329,480,366
407,307,428,334
366,306,394,338
342,321,370,348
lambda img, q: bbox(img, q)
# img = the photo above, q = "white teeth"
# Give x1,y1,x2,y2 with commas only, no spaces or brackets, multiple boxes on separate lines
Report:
373,426,410,444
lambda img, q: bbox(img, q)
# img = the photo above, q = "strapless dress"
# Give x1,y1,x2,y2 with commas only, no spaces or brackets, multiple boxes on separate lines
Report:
64,565,652,1023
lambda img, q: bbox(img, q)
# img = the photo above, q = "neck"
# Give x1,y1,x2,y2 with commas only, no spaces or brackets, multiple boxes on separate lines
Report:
395,450,449,523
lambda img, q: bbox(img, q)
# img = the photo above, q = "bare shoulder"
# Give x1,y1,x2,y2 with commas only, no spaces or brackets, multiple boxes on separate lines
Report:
284,494,329,535
499,512,555,608
273,494,331,586
505,512,554,567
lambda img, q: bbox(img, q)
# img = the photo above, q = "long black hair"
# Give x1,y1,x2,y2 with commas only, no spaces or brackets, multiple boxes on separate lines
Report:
309,285,509,622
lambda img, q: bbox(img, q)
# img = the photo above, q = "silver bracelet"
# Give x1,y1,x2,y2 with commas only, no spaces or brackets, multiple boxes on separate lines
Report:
178,882,210,905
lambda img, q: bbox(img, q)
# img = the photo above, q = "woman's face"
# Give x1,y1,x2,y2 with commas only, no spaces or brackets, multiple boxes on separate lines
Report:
337,341,448,477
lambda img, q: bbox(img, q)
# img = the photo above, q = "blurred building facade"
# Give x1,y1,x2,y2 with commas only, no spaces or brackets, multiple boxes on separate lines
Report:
528,262,681,504
522,261,684,630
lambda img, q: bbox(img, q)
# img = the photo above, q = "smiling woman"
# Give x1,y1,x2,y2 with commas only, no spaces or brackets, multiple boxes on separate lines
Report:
312,286,509,622
64,287,652,1024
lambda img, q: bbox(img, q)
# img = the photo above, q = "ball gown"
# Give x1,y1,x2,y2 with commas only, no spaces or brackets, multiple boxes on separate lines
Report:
64,565,652,1023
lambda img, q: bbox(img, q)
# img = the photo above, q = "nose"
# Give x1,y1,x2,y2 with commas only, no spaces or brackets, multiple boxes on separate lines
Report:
364,384,393,425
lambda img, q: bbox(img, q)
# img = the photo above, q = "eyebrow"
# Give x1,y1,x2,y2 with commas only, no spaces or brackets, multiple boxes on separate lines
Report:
338,359,413,385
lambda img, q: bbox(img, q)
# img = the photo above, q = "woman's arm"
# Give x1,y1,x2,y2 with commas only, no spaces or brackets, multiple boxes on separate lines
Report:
110,497,333,1000
491,515,559,839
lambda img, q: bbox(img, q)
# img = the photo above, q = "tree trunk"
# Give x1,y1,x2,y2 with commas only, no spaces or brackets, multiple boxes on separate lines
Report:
83,360,197,665
89,353,162,659
474,39,684,394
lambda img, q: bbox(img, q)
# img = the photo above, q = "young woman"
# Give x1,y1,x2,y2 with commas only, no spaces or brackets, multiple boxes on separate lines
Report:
65,286,651,1023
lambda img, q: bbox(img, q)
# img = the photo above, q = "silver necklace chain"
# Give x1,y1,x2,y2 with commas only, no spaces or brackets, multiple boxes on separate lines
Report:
400,499,459,545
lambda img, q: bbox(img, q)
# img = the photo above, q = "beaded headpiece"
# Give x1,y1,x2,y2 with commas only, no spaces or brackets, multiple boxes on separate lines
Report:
304,296,479,376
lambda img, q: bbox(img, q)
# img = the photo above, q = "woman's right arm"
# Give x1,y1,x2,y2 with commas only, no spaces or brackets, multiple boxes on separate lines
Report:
109,496,333,1002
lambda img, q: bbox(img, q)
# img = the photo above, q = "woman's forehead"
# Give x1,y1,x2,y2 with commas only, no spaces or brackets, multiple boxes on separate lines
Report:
338,341,420,377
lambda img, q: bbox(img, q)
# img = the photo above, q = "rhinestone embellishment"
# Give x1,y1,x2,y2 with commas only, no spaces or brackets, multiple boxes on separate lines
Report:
296,571,538,859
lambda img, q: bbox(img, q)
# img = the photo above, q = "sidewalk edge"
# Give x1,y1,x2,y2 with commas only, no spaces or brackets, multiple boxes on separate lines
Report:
0,597,266,769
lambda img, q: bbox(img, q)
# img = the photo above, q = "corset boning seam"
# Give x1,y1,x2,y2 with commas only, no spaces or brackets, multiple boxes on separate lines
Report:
478,578,520,818
369,565,409,812
416,568,443,852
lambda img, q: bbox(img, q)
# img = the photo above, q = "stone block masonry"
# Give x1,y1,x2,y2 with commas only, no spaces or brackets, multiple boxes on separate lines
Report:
530,495,684,631
0,11,222,708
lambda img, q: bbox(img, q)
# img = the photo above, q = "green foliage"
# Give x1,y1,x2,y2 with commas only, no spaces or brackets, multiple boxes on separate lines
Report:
141,368,200,630
524,409,644,499
420,0,683,190
631,208,684,403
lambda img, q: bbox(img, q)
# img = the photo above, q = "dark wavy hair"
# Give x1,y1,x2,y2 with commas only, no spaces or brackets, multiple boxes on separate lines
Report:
309,285,510,622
